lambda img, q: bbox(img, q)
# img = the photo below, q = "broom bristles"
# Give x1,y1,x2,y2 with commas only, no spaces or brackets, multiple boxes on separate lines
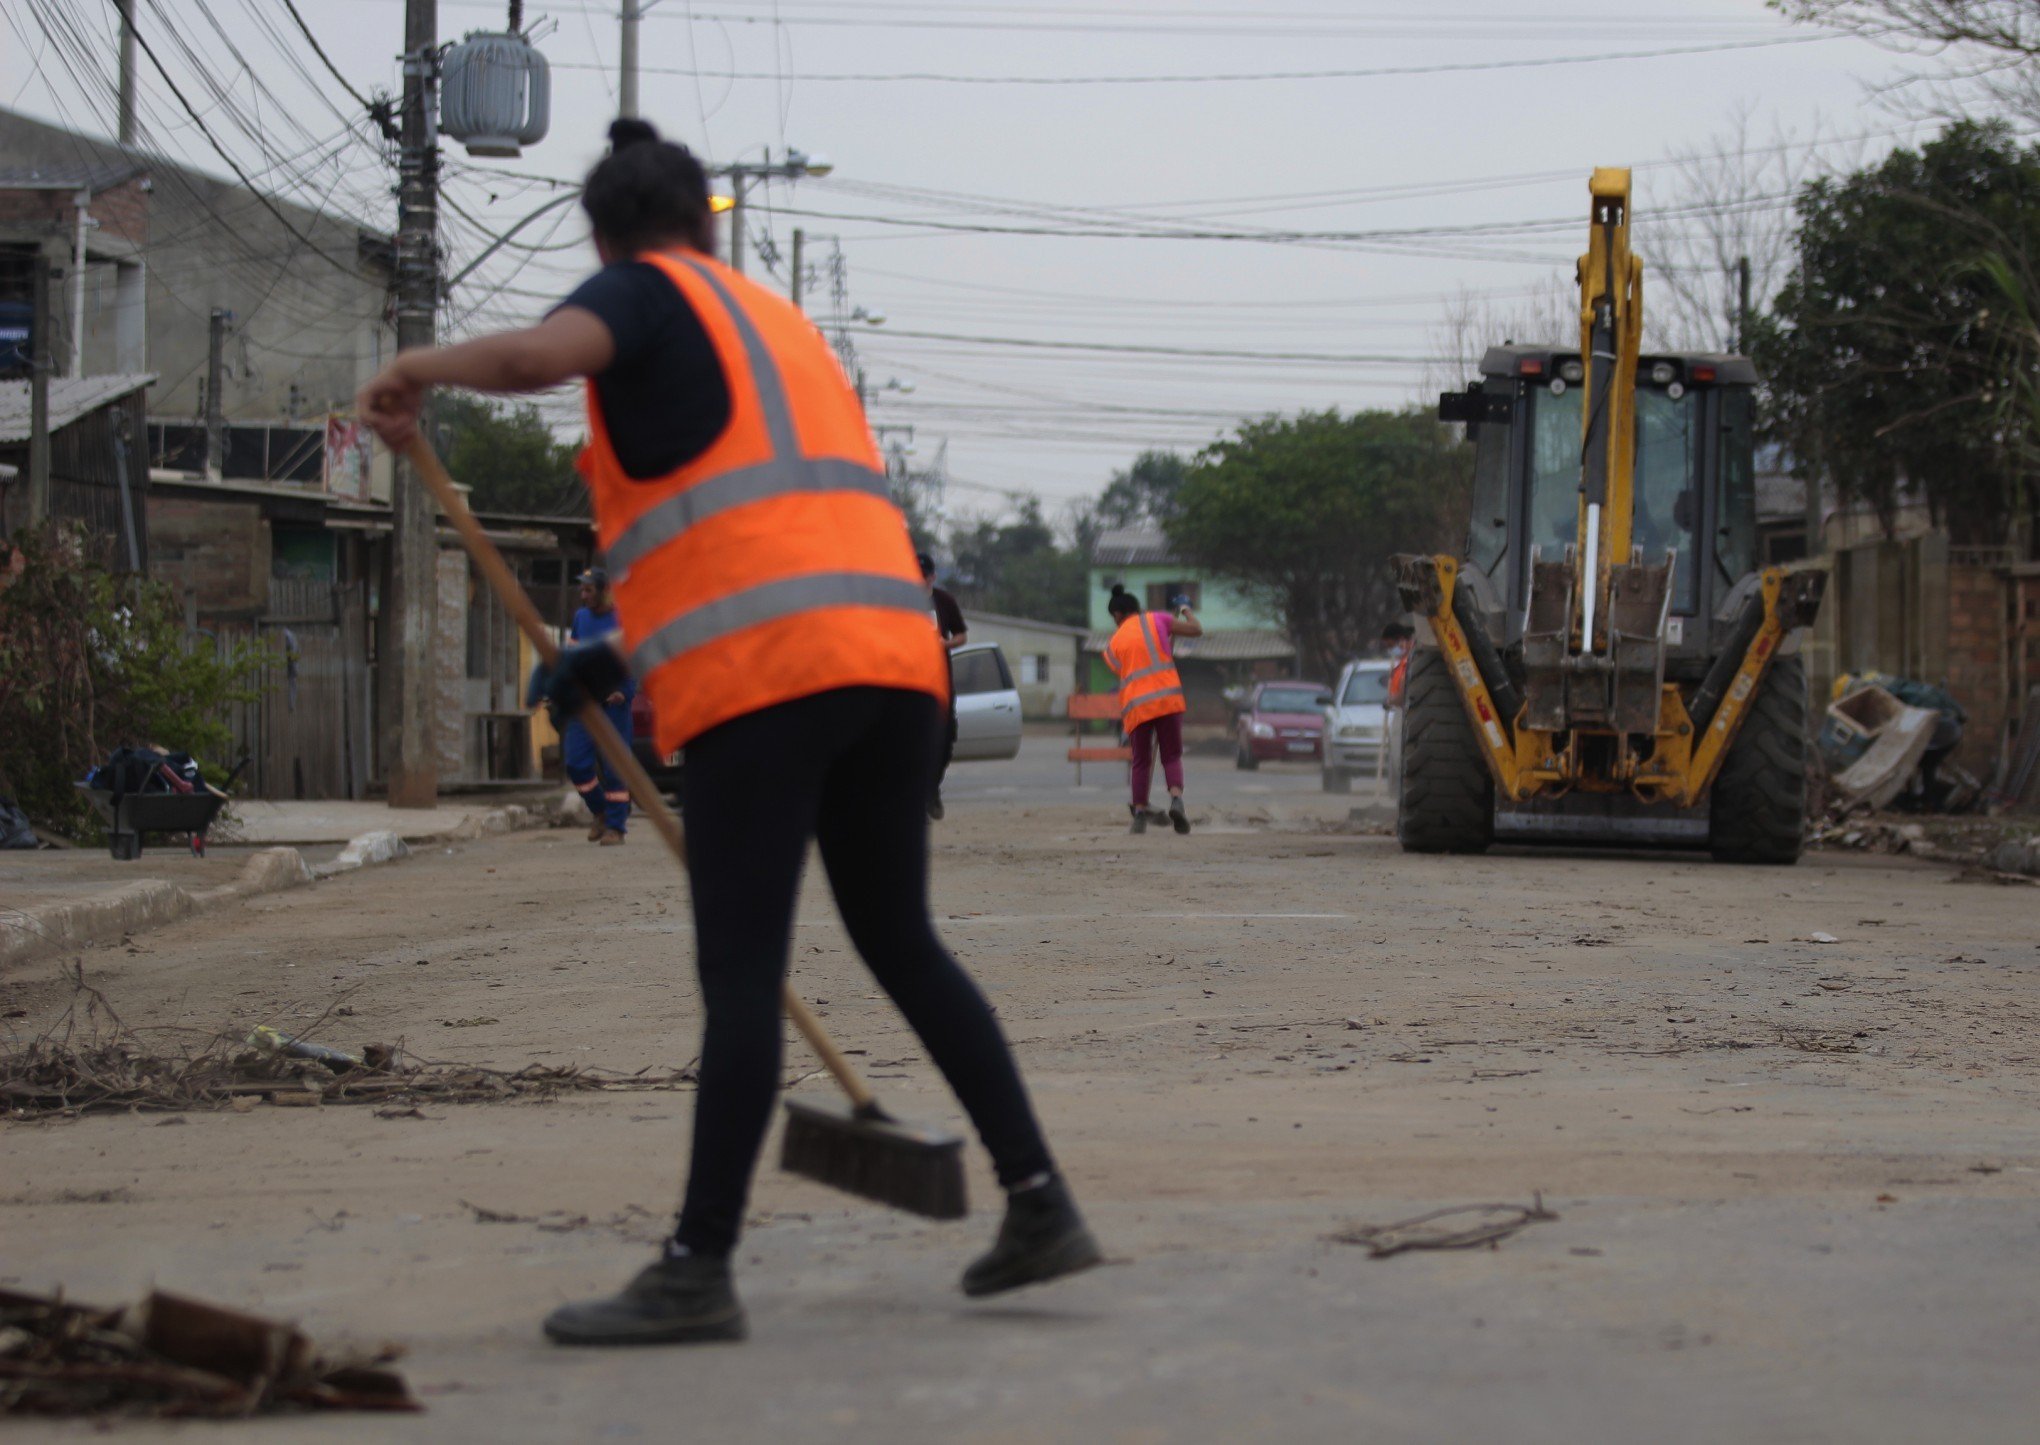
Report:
779,1097,968,1220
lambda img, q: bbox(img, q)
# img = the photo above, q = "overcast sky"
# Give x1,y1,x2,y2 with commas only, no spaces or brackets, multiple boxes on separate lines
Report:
4,1,1934,521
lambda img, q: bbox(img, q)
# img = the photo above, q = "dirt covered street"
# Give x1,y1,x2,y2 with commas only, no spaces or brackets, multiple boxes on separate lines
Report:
5,779,2039,1443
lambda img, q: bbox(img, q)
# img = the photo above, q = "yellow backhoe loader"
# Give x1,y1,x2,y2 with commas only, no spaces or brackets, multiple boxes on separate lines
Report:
1394,168,1826,861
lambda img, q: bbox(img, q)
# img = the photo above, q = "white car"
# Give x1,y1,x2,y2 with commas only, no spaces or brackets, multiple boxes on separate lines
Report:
950,642,1023,761
1321,659,1395,792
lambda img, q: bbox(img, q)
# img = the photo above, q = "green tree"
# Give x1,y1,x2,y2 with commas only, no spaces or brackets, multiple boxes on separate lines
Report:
1168,409,1471,679
435,394,587,517
946,498,1089,626
1754,121,2040,541
0,525,260,835
1095,449,1188,531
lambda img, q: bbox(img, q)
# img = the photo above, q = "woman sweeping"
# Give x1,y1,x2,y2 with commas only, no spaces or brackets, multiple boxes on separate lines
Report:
1103,583,1201,835
356,120,1099,1346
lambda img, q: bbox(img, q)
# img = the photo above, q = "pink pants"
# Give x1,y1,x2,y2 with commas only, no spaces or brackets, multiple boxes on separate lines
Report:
1128,712,1185,807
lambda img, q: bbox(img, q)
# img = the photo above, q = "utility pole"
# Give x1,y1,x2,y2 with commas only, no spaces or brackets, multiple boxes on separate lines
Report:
26,256,51,526
789,227,804,310
729,182,746,274
1736,255,1752,354
116,0,138,146
713,152,832,278
203,308,228,480
388,0,441,808
619,0,640,119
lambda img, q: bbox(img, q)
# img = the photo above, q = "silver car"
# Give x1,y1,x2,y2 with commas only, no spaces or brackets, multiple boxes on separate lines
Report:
950,642,1023,762
1321,659,1395,792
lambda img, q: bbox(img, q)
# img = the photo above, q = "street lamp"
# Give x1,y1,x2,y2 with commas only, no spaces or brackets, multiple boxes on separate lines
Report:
709,148,834,274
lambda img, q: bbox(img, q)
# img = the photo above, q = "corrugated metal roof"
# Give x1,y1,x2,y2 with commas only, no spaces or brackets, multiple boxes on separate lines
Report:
0,161,148,191
0,373,154,443
1092,527,1175,566
1083,627,1294,661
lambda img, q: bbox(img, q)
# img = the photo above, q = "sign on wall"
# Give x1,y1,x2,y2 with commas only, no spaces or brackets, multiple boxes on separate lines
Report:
323,413,372,500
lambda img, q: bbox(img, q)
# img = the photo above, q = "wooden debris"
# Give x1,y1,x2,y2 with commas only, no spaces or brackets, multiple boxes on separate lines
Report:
0,1287,417,1419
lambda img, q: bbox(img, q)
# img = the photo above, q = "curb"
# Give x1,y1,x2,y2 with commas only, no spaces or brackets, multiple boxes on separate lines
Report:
0,798,575,972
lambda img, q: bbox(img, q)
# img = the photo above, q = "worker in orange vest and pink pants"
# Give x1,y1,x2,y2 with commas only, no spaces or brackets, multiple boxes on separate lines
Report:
1103,583,1202,835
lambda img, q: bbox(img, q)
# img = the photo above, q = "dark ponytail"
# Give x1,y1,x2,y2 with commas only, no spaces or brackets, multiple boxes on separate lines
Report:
581,118,715,256
1106,583,1139,621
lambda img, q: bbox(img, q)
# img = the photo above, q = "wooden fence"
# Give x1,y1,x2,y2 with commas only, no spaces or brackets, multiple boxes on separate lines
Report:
212,579,371,800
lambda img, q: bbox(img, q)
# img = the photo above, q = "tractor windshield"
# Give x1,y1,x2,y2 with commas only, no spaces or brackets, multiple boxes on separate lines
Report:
1634,388,1699,613
1526,384,1583,562
1523,381,1700,614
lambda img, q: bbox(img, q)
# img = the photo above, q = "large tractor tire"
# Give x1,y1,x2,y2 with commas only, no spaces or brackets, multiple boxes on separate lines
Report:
1396,648,1493,854
1708,653,1809,865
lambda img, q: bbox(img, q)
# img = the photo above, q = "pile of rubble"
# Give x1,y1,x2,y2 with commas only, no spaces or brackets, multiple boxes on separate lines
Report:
0,1288,416,1419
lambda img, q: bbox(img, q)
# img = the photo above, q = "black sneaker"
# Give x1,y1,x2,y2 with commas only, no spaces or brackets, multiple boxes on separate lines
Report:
961,1177,1104,1298
928,795,946,821
1128,805,1147,835
542,1252,747,1346
1169,797,1190,835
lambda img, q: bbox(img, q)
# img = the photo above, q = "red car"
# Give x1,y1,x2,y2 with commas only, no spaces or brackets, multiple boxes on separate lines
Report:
1234,679,1331,769
629,690,685,801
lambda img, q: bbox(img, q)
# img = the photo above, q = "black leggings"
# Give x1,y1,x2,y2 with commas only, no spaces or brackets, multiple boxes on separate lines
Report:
675,686,1055,1256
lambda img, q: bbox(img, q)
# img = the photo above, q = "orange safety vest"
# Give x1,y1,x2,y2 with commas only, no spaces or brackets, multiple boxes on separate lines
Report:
1106,611,1187,731
577,249,948,755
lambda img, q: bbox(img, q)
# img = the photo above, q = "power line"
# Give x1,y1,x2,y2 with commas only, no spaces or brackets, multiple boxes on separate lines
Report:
870,329,1441,365
275,0,385,119
549,32,1833,85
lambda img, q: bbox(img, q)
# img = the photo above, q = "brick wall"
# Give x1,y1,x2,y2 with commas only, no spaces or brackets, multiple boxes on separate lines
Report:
1945,562,2007,776
145,493,269,616
89,179,149,247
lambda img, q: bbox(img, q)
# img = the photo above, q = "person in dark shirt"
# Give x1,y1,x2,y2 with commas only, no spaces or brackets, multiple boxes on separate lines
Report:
921,552,967,821
552,264,731,480
358,121,1096,1347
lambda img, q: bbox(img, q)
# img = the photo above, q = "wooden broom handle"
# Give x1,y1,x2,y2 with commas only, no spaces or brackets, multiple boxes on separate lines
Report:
402,435,878,1111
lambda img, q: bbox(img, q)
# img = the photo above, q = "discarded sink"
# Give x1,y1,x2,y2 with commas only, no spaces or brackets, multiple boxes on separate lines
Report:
1824,685,1939,810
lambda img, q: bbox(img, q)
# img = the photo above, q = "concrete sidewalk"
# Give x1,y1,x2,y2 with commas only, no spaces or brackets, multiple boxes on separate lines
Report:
222,792,569,847
1,792,578,971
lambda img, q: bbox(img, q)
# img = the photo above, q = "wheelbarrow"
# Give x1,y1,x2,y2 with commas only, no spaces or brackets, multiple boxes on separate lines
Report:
76,759,246,860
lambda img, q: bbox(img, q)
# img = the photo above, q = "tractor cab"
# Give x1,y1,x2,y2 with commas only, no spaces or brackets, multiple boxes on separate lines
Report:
1439,344,1762,678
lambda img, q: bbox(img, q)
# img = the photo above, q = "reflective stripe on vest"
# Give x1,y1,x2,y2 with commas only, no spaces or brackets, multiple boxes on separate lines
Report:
605,254,891,581
1118,615,1175,687
633,571,933,676
1114,612,1183,723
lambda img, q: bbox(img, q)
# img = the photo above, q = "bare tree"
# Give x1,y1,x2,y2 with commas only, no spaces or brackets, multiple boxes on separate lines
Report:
1774,1,2040,125
1638,108,1856,352
1424,275,1576,400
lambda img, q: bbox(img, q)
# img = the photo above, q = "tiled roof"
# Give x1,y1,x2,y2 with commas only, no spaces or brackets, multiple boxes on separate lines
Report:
963,609,1089,638
1083,627,1294,661
0,373,154,443
1091,527,1174,566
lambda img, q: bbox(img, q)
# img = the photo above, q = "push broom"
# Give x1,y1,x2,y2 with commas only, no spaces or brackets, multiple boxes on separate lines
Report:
403,435,967,1221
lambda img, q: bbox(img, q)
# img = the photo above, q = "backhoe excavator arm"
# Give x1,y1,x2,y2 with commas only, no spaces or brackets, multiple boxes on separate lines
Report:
1575,167,1643,653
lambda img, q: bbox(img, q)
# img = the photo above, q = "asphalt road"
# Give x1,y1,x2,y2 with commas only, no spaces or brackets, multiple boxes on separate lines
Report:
5,771,2036,1443
943,726,1389,813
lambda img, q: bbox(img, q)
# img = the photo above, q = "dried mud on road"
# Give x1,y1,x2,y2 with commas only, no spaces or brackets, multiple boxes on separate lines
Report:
5,800,2038,1443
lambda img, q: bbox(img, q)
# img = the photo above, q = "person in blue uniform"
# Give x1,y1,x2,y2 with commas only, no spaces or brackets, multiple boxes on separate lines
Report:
565,566,634,843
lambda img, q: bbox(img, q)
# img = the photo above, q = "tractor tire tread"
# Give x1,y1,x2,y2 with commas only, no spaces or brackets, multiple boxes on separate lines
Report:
1396,648,1493,854
1709,654,1809,865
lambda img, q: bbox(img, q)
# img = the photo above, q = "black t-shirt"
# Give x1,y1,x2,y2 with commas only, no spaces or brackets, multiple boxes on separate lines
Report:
931,586,966,642
555,261,733,481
